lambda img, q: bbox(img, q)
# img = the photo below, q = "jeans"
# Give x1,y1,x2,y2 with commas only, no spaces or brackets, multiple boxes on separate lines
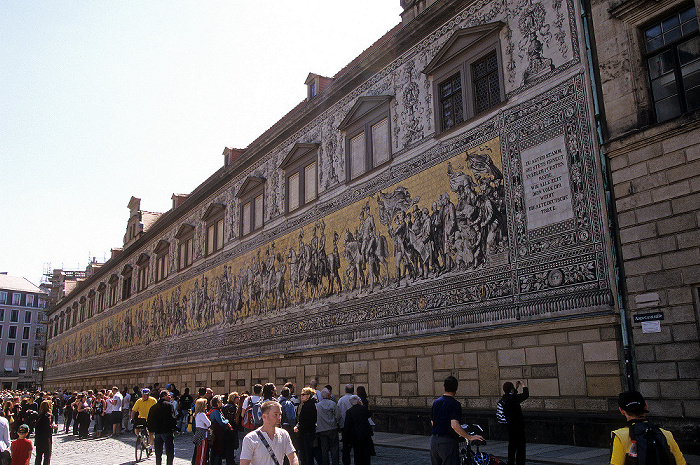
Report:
177,412,189,432
430,435,459,465
154,431,175,465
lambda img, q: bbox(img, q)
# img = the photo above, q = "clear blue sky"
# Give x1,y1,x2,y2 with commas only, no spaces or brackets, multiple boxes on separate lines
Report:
0,1,403,285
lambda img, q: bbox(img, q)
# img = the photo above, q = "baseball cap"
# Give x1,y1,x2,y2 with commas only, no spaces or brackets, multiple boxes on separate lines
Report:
618,391,648,414
18,424,29,433
141,388,151,395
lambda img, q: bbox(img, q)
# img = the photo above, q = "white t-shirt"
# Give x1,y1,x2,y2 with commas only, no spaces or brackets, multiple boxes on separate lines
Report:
105,397,116,414
240,428,295,465
195,412,211,429
112,392,123,412
241,395,262,411
122,393,131,410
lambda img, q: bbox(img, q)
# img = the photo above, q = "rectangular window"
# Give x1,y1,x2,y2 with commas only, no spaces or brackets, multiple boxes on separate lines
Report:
109,283,118,307
137,265,149,292
22,327,29,340
178,237,194,269
6,343,14,356
0,292,6,305
371,118,390,166
0,309,4,321
242,202,252,235
304,162,316,204
97,291,105,312
10,310,18,323
205,217,224,256
473,52,501,115
155,253,169,282
20,343,27,357
646,6,700,122
254,194,264,230
350,132,366,179
12,294,20,306
122,274,132,300
24,312,31,324
8,326,16,339
440,74,464,131
288,172,300,212
25,295,34,307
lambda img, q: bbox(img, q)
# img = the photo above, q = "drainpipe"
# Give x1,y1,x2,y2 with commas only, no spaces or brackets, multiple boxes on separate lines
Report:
580,0,636,391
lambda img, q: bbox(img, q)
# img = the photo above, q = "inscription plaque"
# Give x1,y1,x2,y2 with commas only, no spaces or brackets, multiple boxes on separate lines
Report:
521,135,574,229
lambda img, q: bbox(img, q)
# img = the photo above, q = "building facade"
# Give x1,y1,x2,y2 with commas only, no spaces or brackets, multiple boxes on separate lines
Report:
44,0,699,449
0,274,48,390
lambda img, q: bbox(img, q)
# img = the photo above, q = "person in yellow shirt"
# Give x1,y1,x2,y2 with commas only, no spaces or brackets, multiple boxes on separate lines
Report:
610,391,686,465
131,388,157,450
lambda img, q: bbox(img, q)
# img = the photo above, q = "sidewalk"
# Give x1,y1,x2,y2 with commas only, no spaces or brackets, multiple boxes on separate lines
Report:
372,431,699,464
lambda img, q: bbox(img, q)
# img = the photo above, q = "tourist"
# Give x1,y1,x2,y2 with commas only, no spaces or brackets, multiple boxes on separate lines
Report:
91,392,106,438
11,424,32,465
76,394,90,439
240,401,297,465
500,380,529,465
222,392,239,465
146,391,177,465
337,384,354,465
208,395,231,465
316,388,341,465
294,387,317,465
192,398,210,465
34,400,56,465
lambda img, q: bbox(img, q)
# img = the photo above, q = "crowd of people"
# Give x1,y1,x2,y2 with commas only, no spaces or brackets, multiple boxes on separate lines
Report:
0,378,375,465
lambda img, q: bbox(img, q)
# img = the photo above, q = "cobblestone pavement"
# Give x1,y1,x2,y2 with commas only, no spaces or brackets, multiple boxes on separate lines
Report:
49,430,430,465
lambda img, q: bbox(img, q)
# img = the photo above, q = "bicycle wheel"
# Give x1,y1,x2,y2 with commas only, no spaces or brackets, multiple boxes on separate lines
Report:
135,435,145,462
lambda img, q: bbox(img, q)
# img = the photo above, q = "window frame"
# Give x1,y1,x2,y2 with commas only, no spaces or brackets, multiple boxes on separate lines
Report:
338,96,393,182
423,22,506,135
25,295,34,307
236,176,266,238
642,5,700,123
12,293,20,306
10,310,18,323
22,327,29,340
0,292,6,305
6,343,14,356
135,253,150,293
108,274,120,307
97,283,106,313
280,143,319,213
8,326,17,339
176,224,195,270
203,203,226,256
154,240,170,283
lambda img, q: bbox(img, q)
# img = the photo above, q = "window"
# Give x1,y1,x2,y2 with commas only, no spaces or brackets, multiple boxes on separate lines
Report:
121,265,133,300
71,303,78,327
25,295,34,307
79,298,86,322
12,294,20,306
0,292,6,304
22,327,29,340
176,224,195,270
35,328,40,339
33,345,39,357
20,343,27,357
154,240,170,283
236,176,266,237
6,343,14,356
423,22,505,134
8,326,16,339
136,253,150,292
108,275,119,307
645,6,700,122
97,283,106,312
24,311,31,324
0,325,3,337
10,310,18,323
203,204,226,256
0,309,4,321
339,96,392,180
88,290,95,318
281,144,318,213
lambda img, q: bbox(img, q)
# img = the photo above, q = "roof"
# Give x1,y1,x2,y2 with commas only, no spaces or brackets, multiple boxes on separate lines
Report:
0,275,43,293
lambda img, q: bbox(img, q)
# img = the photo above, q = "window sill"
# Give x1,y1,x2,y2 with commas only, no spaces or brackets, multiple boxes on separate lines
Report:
434,100,508,141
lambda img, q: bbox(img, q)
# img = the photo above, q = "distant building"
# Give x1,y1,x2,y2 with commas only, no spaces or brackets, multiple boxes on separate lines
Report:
0,274,48,390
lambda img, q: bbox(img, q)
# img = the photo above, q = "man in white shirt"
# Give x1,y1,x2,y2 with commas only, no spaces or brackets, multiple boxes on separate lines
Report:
111,386,123,436
240,401,298,465
122,388,132,432
0,415,10,465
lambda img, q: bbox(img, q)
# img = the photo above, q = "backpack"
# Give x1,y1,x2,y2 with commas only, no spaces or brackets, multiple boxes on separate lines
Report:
280,398,296,426
242,397,263,429
628,421,675,465
496,399,507,424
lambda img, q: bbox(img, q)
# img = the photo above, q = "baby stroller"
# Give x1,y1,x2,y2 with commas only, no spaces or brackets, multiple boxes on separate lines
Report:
459,424,504,465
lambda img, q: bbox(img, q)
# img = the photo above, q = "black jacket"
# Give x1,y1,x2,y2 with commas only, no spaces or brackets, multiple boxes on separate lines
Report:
296,398,317,434
147,400,177,434
343,404,372,442
502,387,529,429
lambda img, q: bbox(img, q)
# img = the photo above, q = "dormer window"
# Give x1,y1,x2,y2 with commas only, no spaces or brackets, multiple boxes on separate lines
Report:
203,203,226,256
280,143,318,213
236,176,266,237
121,265,133,300
423,22,506,134
305,73,333,101
338,96,393,181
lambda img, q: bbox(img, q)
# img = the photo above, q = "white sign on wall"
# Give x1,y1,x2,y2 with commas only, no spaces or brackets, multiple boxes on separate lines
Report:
521,135,574,230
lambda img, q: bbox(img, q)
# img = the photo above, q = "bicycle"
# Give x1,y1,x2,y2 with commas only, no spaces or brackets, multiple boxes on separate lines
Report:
134,420,152,462
459,424,504,465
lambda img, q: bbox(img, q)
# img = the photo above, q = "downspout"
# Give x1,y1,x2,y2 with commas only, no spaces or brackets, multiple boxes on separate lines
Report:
580,0,636,391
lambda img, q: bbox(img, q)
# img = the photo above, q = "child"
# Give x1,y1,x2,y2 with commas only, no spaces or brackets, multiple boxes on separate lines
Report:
10,424,32,465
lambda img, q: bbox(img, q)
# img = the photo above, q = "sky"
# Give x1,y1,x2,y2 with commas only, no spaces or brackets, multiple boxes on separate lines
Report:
0,1,403,286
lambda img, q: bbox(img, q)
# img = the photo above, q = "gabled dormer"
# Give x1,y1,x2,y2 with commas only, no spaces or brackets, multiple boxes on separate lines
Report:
305,73,334,101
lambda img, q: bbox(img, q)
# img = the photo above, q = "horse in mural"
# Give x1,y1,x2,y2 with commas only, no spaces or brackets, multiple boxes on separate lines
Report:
343,230,366,292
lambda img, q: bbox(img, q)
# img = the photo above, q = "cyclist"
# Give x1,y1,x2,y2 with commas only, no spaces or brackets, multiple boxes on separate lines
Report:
131,388,157,451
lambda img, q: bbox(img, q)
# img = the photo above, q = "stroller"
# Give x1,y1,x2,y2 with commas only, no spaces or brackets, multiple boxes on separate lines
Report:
459,424,504,465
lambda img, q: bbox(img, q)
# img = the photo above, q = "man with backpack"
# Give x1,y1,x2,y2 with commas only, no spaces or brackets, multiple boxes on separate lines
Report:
242,384,264,432
499,380,529,465
610,391,686,465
